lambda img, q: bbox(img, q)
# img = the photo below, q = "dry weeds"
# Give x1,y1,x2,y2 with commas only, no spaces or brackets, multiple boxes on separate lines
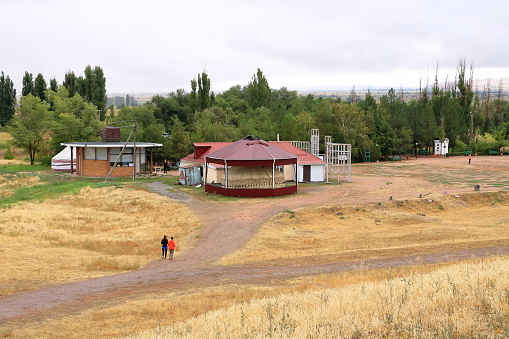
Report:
0,173,43,198
214,191,509,266
1,261,467,338
131,257,509,338
0,186,199,295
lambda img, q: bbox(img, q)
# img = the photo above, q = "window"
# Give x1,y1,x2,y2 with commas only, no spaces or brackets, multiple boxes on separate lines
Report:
84,147,109,161
109,147,133,167
84,147,96,160
97,148,107,160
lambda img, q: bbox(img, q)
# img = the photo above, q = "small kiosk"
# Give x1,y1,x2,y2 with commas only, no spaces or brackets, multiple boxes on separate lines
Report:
434,138,449,156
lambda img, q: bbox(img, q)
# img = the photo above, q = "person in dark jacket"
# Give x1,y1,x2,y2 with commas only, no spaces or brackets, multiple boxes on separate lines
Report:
161,235,169,259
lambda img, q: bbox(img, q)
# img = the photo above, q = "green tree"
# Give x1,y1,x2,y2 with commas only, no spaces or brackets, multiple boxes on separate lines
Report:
21,71,34,97
62,71,80,97
34,73,47,102
197,72,211,110
192,106,241,142
8,94,52,165
0,72,16,126
456,59,474,119
112,105,165,142
49,86,101,151
188,79,198,115
293,110,315,141
280,113,300,141
49,78,58,92
166,116,192,162
83,65,107,120
246,68,271,109
216,85,248,113
330,103,370,161
269,87,298,123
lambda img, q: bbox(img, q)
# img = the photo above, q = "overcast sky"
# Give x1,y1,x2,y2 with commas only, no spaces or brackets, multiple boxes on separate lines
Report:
1,0,508,95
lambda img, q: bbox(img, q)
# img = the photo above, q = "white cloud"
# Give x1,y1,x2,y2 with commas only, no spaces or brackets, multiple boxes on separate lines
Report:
1,0,509,94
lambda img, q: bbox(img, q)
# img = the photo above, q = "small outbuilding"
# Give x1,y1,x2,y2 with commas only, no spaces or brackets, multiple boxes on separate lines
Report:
204,135,298,197
60,141,162,177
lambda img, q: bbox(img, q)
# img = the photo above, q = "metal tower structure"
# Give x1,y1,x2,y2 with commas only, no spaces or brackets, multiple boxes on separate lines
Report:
310,129,319,157
325,139,352,183
290,141,310,153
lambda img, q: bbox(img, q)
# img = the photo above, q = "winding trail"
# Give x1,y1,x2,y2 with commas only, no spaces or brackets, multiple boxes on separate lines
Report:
1,156,509,325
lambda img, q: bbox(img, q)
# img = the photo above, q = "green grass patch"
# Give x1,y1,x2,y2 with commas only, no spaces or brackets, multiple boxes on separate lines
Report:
0,164,50,173
0,173,126,208
1,181,95,208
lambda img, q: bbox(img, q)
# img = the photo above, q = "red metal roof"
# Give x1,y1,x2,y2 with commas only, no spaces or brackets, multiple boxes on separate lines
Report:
181,140,325,165
269,142,325,165
206,138,297,162
180,142,229,163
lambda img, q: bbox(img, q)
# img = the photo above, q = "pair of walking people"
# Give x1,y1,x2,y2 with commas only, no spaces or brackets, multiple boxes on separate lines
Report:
161,235,176,260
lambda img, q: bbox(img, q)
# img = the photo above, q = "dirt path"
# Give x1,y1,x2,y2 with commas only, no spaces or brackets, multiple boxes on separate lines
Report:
1,156,508,324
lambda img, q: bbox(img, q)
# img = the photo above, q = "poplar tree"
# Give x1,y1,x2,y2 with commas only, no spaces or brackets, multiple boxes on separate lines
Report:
21,71,34,97
92,66,107,120
34,73,47,102
0,72,16,126
197,72,211,110
83,65,107,119
63,71,79,97
246,68,270,109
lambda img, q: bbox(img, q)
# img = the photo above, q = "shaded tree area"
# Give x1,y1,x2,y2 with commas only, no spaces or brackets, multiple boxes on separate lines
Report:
6,59,509,165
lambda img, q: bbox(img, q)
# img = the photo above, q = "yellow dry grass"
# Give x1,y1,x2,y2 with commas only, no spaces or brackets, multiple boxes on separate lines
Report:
0,186,200,295
0,159,27,166
214,191,509,266
3,190,509,337
1,261,464,338
0,173,43,198
131,257,509,338
0,132,11,143
2,285,289,338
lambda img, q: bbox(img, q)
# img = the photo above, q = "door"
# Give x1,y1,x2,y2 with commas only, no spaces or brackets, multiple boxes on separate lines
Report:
303,165,311,182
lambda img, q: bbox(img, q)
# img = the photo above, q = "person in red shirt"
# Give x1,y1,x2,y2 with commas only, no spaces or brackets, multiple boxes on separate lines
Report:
168,237,176,260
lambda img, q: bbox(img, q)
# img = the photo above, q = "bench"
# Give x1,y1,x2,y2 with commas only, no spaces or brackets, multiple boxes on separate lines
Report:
488,150,499,156
464,151,473,156
392,155,402,161
417,150,427,155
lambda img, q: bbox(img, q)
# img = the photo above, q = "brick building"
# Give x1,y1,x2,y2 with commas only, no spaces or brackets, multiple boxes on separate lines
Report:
60,141,162,177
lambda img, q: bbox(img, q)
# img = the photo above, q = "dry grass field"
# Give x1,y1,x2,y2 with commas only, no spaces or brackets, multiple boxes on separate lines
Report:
215,192,509,266
0,182,200,296
130,257,509,338
2,156,509,338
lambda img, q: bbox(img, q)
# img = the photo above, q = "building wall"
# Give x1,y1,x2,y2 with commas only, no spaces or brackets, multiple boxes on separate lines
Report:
293,164,324,182
310,164,325,182
82,159,133,177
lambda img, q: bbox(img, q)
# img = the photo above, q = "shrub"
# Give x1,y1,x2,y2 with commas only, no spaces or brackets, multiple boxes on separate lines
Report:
4,148,14,160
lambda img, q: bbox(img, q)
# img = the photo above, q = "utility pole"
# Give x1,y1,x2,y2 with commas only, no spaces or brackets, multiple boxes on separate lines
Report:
132,122,136,183
104,122,136,182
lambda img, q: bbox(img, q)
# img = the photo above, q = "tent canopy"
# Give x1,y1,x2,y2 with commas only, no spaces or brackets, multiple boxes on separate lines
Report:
51,146,76,172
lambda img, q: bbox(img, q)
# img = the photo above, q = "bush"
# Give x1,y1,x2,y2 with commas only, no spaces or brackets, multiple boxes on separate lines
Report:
38,156,52,166
3,148,14,160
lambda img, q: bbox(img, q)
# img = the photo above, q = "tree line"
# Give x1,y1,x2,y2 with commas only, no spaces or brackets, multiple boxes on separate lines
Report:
2,59,509,165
